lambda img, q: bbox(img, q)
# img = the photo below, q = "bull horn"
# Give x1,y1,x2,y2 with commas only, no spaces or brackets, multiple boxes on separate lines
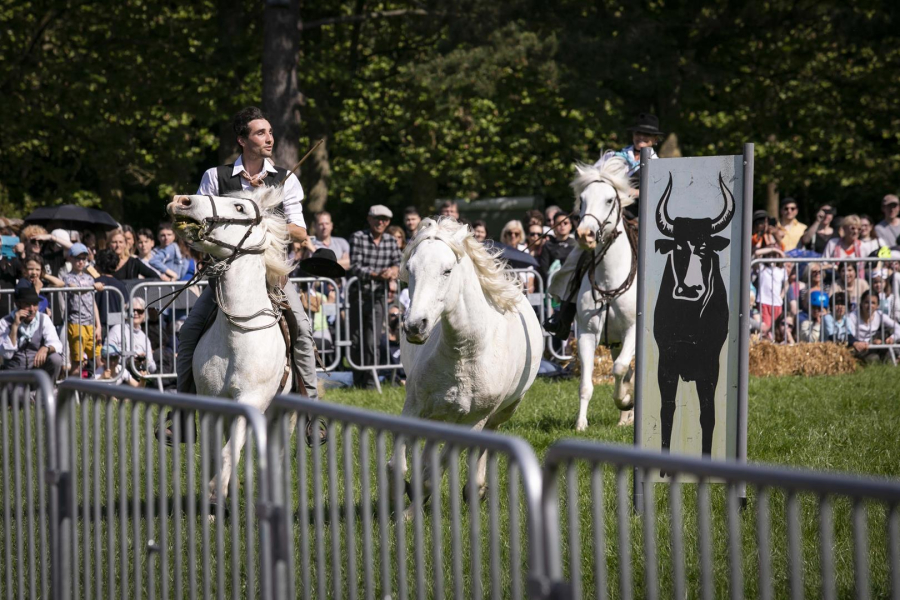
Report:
710,172,736,234
655,172,675,237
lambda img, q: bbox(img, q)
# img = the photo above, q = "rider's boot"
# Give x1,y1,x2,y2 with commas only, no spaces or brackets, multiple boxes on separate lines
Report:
543,301,577,342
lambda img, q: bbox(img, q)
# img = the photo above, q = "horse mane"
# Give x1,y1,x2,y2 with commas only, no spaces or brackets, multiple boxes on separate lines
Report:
401,217,524,313
571,153,636,214
225,185,294,287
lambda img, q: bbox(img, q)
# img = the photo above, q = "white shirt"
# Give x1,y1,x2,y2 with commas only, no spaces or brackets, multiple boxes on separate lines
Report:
0,312,63,359
197,156,306,229
757,266,786,306
106,324,157,374
845,310,900,343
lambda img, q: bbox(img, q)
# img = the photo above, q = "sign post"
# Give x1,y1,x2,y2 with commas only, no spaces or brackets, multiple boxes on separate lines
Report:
634,146,752,511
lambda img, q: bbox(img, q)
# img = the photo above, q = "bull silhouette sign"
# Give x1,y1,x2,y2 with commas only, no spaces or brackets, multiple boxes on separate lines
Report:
634,147,752,485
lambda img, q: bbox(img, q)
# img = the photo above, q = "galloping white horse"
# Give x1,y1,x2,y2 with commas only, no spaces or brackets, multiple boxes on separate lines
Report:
394,218,543,496
167,186,293,496
571,156,638,429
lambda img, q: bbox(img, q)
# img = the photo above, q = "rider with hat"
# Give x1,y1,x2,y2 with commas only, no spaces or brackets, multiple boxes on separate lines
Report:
543,113,662,340
178,106,320,399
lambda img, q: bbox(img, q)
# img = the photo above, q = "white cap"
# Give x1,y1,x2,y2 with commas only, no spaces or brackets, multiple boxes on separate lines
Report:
50,229,71,244
368,205,393,218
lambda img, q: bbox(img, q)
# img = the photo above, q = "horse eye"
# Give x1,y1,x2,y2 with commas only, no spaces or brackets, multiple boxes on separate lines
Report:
236,204,245,213
443,268,453,276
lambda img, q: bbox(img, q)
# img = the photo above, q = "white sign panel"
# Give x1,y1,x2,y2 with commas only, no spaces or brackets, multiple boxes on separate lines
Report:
637,155,745,480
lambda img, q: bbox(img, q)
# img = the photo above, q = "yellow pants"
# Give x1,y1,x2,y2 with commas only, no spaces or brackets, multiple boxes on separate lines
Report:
66,323,96,364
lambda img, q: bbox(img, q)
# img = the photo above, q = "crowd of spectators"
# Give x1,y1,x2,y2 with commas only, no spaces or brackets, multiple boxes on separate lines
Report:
1,188,898,392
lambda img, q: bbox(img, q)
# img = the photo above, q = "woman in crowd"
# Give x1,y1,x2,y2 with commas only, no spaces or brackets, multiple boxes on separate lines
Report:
832,263,869,309
800,204,838,254
500,220,527,251
99,296,156,386
858,214,888,256
107,230,159,280
135,228,159,273
472,220,488,243
387,225,407,253
527,222,545,259
121,225,136,257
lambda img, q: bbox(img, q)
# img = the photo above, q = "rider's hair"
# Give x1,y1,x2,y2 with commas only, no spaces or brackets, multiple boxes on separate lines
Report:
233,107,268,139
95,248,119,275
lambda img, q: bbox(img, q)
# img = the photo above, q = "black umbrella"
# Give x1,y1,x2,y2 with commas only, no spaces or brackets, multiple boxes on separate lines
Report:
484,240,540,269
24,205,120,231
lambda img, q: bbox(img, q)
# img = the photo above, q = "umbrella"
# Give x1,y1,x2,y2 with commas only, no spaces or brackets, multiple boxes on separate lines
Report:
484,240,540,269
24,205,120,231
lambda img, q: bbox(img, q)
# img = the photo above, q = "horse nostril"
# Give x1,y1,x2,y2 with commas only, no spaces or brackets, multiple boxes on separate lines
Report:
175,195,191,207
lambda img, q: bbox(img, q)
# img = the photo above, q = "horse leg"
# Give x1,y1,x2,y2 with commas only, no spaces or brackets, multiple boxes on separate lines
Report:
463,416,491,502
576,331,598,431
210,415,247,502
612,326,637,426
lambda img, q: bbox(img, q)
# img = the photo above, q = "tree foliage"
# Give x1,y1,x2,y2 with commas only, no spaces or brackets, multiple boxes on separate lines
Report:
2,0,897,228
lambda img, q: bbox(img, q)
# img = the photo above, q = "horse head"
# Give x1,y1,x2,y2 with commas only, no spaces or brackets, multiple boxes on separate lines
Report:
400,218,468,344
571,158,635,251
168,187,292,284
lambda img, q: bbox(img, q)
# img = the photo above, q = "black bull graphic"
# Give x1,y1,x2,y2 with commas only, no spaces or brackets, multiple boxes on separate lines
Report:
653,172,735,459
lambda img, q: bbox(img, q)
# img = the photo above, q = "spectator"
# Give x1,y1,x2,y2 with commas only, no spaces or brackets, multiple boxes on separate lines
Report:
387,225,407,253
177,239,198,281
312,211,351,270
148,222,184,281
799,291,835,342
404,207,422,240
797,262,824,315
832,263,868,309
799,204,838,254
103,296,156,386
846,291,900,363
135,228,160,274
758,260,787,338
831,291,850,342
10,225,73,279
823,214,864,264
871,270,898,320
773,313,795,344
545,205,561,228
524,209,544,231
0,286,63,381
17,253,64,314
539,213,576,284
62,243,104,376
93,249,129,329
500,220,527,251
875,194,900,247
349,205,402,388
82,230,98,256
751,211,784,258
526,223,545,258
471,220,488,243
121,225,136,257
439,200,459,220
778,197,807,251
859,214,888,256
107,230,158,280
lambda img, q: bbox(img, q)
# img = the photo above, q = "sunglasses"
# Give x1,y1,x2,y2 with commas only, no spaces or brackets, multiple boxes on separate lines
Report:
508,231,522,237
27,238,42,244
886,203,900,209
528,232,542,238
781,206,797,211
133,309,145,315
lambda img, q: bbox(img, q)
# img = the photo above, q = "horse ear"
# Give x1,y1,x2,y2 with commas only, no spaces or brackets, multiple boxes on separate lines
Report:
452,223,469,246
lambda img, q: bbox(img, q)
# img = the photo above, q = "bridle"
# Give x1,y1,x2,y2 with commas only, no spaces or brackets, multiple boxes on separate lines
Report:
579,179,638,304
195,194,266,262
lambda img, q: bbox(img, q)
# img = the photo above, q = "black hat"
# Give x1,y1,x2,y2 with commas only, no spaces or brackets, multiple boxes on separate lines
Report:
779,197,798,209
14,285,40,305
299,248,346,279
753,209,769,222
626,113,664,136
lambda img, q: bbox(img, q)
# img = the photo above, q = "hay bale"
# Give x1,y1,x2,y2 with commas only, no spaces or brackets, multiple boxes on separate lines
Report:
750,341,857,377
568,340,636,385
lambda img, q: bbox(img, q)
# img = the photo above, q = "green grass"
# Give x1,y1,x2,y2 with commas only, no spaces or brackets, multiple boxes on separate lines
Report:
2,366,899,599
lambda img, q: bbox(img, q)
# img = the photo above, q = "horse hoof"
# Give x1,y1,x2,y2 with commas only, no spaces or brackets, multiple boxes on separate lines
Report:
575,417,588,432
462,484,487,503
615,393,634,411
617,409,634,427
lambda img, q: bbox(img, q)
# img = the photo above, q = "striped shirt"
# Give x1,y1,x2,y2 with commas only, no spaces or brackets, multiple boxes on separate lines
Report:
349,229,401,293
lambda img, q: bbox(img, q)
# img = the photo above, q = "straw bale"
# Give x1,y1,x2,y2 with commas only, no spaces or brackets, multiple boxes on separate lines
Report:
568,340,636,385
749,341,857,377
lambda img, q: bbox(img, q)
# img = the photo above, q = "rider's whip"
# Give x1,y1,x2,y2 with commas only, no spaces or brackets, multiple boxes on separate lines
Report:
279,138,325,186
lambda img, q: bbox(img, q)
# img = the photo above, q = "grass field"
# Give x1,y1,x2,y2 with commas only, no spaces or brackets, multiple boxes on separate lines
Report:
2,366,899,599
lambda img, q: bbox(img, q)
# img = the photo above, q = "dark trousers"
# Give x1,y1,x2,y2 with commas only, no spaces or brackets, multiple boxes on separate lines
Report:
350,297,385,388
1,352,63,382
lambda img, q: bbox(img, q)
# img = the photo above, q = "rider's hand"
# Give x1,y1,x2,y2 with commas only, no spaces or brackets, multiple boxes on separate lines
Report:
33,346,48,367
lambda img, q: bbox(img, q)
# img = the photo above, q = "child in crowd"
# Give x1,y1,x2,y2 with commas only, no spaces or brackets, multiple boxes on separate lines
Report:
62,243,104,375
757,261,787,338
17,253,63,314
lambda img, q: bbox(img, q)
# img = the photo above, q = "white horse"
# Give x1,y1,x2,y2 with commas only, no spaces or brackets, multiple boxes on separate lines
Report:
167,187,293,496
570,156,638,430
392,218,543,498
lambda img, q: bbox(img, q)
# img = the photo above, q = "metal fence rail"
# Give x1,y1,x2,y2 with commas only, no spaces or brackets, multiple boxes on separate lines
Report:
543,440,900,600
0,370,59,600
54,379,276,600
267,393,548,600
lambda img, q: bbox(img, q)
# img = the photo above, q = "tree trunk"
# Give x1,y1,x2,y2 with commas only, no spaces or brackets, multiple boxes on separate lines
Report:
262,0,301,170
766,180,779,217
411,164,438,216
303,135,331,213
216,0,244,163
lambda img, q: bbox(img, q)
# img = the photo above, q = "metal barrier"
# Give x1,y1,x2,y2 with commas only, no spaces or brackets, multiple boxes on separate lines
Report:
55,379,277,600
544,270,580,361
0,370,59,600
342,277,404,392
751,257,900,363
287,276,343,372
1,286,130,383
543,440,900,600
267,393,549,600
510,267,546,327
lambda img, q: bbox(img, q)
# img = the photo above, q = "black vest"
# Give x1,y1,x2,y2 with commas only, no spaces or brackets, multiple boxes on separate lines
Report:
1,313,45,370
215,164,289,194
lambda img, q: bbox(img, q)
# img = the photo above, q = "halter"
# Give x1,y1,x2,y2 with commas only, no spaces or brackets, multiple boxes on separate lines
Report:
197,194,266,262
578,179,638,304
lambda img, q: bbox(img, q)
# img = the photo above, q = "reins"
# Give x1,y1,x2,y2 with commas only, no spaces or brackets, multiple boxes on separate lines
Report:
580,179,638,304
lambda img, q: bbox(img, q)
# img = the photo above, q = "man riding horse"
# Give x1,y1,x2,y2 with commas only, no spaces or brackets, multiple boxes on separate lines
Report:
177,107,319,400
544,113,663,339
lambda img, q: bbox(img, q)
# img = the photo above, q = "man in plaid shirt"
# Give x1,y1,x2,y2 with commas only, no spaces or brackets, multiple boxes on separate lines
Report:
349,205,402,388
